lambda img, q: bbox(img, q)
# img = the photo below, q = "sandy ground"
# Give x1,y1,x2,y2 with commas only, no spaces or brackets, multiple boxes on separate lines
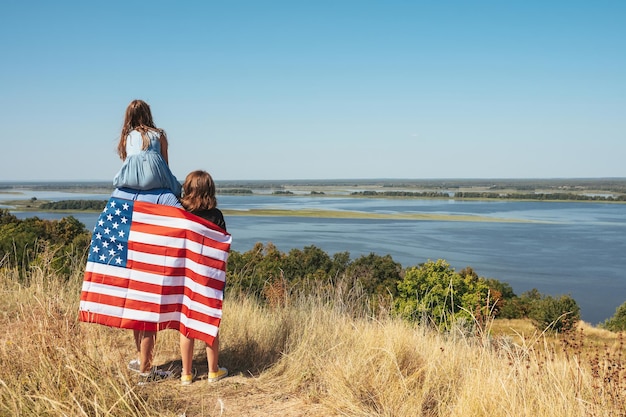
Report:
146,374,336,417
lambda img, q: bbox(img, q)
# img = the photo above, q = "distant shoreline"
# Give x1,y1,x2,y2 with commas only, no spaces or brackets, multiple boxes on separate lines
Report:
2,177,626,194
2,178,625,214
3,204,534,223
0,196,595,225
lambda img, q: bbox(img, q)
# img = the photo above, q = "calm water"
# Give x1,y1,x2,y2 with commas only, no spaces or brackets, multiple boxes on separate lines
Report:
4,191,626,325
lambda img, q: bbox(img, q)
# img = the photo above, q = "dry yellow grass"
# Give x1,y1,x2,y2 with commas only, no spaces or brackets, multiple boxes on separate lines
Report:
0,254,624,417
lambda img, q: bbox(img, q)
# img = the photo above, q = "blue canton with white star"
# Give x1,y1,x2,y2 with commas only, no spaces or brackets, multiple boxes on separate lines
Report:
88,197,134,266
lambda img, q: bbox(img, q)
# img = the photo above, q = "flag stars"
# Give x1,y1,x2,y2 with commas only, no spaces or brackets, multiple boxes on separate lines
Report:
88,198,131,267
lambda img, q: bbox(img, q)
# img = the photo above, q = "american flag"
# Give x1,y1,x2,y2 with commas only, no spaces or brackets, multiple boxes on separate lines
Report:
79,197,231,346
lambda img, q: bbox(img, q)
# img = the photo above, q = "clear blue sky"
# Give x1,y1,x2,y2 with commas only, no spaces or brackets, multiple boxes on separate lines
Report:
1,1,624,182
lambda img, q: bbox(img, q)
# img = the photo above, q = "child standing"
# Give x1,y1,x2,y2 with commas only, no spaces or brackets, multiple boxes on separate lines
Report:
113,99,182,197
179,170,228,385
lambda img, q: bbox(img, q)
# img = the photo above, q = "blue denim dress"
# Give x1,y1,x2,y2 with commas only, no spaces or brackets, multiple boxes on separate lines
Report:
113,129,182,197
111,187,182,208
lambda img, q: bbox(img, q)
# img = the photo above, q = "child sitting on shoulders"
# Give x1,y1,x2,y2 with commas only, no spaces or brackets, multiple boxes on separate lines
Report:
113,99,182,198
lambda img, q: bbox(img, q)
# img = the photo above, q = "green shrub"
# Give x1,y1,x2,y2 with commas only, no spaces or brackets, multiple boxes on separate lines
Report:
0,212,90,278
345,253,402,297
528,294,580,333
393,259,493,331
601,301,626,332
226,242,286,296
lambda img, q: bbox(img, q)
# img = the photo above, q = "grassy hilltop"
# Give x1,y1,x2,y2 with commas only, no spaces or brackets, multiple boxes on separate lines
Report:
1,251,624,417
1,179,625,416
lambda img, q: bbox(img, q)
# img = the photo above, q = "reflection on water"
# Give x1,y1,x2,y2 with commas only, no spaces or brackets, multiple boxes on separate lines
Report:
9,194,626,325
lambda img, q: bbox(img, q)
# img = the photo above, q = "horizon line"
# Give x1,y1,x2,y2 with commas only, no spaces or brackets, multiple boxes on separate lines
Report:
2,177,626,185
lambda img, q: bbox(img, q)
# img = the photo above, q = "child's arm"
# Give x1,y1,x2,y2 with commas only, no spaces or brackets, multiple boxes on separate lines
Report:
159,132,170,165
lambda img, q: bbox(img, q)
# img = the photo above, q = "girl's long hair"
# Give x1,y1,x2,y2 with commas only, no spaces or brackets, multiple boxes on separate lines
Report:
181,170,217,212
117,99,166,160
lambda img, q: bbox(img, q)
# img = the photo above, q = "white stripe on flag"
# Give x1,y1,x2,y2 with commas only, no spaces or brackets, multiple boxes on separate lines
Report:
129,229,229,262
81,281,186,306
86,261,187,287
79,300,165,322
180,294,223,318
128,249,226,282
178,312,220,336
133,211,232,244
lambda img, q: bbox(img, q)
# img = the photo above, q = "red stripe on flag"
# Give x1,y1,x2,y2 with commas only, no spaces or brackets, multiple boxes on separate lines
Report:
80,291,183,314
81,270,187,297
131,221,231,253
79,311,185,333
125,259,226,291
128,240,227,271
133,201,228,232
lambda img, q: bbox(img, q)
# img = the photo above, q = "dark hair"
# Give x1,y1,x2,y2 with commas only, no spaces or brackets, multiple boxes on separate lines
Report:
116,99,165,160
181,170,217,212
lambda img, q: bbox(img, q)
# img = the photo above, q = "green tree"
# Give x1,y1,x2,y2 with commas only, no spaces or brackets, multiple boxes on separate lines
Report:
282,245,333,286
394,259,492,330
0,209,18,226
345,253,402,297
0,220,41,267
0,214,90,278
329,251,351,280
226,242,285,296
601,301,626,332
496,288,545,320
484,277,517,318
528,294,580,333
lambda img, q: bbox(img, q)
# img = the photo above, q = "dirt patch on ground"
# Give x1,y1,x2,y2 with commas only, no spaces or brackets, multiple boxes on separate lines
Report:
149,374,336,417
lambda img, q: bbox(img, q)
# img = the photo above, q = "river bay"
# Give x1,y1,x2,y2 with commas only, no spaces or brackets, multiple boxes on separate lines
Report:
4,190,625,325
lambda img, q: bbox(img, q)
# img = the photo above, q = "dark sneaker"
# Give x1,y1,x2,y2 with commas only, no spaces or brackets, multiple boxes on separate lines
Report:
127,359,141,373
137,369,174,386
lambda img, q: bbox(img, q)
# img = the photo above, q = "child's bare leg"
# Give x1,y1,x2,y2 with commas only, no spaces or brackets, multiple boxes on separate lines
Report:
134,330,156,373
206,334,220,373
180,333,195,376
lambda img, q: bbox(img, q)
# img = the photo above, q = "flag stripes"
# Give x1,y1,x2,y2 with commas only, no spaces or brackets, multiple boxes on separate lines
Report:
79,197,231,346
